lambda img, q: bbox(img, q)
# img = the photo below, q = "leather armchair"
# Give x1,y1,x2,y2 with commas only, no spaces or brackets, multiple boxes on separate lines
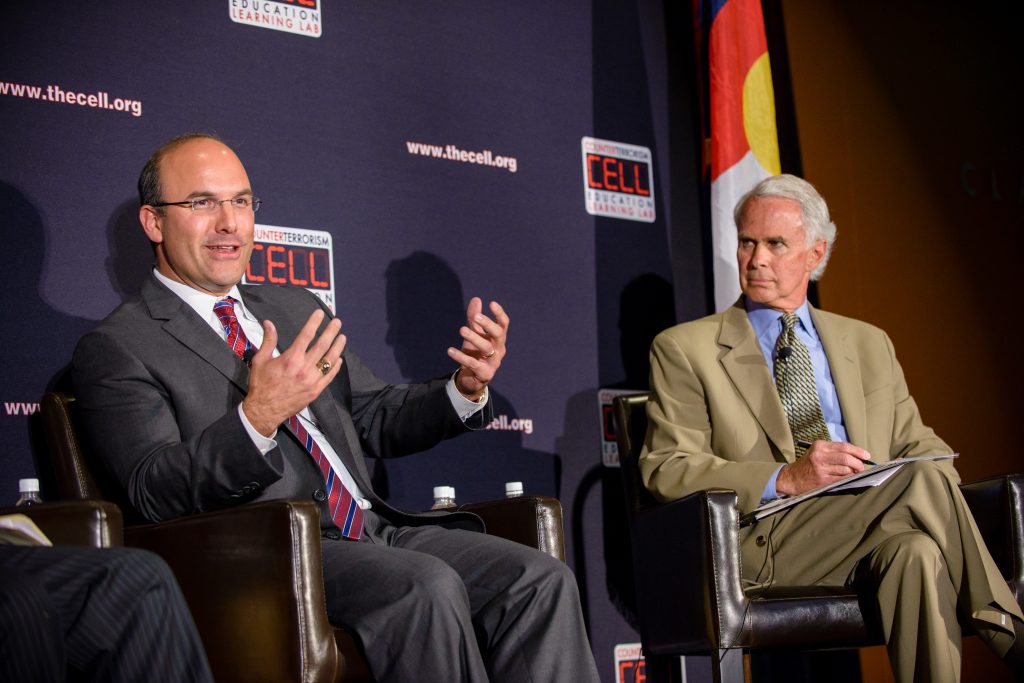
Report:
614,393,1024,683
458,495,565,562
0,500,122,548
37,391,567,683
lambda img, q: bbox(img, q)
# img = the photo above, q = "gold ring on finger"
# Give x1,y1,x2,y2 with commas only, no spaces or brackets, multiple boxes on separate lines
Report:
317,358,332,375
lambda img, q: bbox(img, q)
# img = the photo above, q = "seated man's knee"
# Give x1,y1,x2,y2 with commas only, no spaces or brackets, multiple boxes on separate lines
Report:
904,459,956,487
537,555,578,593
876,531,944,572
510,551,582,609
103,547,178,591
401,555,469,611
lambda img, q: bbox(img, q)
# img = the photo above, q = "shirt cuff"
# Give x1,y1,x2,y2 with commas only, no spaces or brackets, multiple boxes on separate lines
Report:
446,376,488,422
761,464,785,503
237,403,278,456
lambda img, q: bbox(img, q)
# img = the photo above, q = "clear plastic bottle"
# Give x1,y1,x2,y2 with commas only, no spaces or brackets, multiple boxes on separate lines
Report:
431,486,456,510
15,478,43,507
505,481,524,498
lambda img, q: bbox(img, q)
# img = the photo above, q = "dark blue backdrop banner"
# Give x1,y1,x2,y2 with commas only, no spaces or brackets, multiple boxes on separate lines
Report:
1,2,705,679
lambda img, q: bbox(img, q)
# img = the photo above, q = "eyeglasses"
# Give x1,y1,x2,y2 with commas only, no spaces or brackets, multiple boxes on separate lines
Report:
151,196,262,213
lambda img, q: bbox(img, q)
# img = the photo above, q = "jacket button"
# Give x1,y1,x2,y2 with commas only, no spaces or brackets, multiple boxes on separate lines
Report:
755,535,767,547
313,489,327,502
324,530,340,540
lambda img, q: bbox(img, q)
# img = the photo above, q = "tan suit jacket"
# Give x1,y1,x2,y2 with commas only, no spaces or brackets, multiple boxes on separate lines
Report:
640,299,953,513
640,299,1023,677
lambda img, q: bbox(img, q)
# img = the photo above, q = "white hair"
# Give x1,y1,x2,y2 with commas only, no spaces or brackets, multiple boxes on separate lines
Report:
733,174,837,281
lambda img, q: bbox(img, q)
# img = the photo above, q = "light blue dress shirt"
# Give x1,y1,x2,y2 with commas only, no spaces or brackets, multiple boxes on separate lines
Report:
745,299,848,500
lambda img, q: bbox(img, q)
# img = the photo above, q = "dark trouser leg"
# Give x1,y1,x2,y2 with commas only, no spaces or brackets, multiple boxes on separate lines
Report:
0,546,213,683
0,565,66,682
320,533,492,682
390,525,600,683
320,520,599,683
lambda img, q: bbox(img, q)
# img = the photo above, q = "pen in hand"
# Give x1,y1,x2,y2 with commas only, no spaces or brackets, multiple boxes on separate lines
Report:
795,439,878,466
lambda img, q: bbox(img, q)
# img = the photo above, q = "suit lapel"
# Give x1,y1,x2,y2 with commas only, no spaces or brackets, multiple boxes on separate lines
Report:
718,301,795,461
241,285,303,351
812,308,867,448
142,277,249,391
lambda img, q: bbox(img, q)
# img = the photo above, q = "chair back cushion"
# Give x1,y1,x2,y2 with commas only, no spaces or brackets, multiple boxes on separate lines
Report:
38,391,104,500
613,393,659,518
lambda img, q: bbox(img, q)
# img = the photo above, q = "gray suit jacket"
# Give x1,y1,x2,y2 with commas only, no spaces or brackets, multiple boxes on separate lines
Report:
640,299,953,513
72,275,483,532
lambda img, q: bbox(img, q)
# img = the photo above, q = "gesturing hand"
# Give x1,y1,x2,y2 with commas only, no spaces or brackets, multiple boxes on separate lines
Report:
448,297,509,401
242,309,347,436
776,440,874,496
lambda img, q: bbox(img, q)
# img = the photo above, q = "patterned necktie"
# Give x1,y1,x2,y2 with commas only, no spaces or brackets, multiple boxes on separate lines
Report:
214,297,363,540
773,312,831,457
214,297,252,359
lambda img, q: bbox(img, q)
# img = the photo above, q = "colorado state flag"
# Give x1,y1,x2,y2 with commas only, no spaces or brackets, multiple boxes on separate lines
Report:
704,0,781,310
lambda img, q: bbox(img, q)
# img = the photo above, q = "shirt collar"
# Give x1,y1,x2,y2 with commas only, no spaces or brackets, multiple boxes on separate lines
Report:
152,269,254,323
745,297,817,343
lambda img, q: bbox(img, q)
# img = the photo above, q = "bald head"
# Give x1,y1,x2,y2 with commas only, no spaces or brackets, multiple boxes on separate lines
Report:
138,132,229,210
137,134,256,296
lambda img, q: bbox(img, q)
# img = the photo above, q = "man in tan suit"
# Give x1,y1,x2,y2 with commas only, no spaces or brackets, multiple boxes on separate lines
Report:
640,174,1022,682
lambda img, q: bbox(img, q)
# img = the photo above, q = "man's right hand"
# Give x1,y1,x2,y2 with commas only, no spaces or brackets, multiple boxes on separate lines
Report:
776,440,873,496
241,310,347,436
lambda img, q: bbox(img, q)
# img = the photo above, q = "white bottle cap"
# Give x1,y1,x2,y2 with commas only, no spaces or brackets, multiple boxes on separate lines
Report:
19,478,40,493
446,486,456,499
505,481,524,496
433,486,449,500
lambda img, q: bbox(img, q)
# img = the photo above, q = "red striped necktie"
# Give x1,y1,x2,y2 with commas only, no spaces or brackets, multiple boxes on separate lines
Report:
214,297,363,540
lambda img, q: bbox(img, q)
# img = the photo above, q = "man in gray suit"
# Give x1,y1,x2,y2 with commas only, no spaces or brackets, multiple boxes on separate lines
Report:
641,174,1022,682
73,133,599,683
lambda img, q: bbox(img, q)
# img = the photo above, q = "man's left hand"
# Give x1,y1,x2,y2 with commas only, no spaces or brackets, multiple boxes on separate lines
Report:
448,297,508,401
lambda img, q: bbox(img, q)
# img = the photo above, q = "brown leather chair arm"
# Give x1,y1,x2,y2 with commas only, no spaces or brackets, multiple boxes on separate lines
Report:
960,473,1024,608
460,495,566,562
124,500,341,683
629,488,747,655
0,500,123,547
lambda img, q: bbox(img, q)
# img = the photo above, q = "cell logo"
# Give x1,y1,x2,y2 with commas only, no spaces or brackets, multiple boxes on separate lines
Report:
244,224,336,311
229,0,323,38
582,137,656,223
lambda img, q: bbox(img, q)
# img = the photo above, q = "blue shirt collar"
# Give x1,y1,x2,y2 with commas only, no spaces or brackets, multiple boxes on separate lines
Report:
744,297,817,344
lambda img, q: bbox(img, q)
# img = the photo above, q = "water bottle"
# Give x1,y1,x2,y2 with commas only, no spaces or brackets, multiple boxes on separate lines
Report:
431,486,456,510
15,478,43,507
505,481,524,498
